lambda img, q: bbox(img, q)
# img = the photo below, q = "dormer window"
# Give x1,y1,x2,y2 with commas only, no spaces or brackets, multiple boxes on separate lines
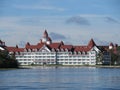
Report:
61,48,64,52
74,51,77,54
65,48,68,52
57,49,59,52
28,49,31,52
82,51,85,55
52,48,55,52
24,49,28,52
78,51,81,54
32,49,37,52
15,52,18,55
35,49,37,52
9,52,14,54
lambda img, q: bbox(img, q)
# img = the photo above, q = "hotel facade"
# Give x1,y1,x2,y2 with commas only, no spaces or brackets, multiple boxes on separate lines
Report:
5,30,111,65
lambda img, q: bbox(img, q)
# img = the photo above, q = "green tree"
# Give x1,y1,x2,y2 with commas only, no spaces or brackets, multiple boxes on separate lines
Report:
96,51,103,65
109,47,120,65
0,50,19,68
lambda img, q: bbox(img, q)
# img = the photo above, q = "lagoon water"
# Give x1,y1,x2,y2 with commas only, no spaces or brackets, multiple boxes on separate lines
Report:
0,67,120,90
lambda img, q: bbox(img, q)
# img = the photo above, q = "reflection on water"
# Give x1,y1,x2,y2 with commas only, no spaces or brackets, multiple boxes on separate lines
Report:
0,67,120,90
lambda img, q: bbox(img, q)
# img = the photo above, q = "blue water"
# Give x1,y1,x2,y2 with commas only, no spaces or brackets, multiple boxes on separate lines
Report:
0,67,120,90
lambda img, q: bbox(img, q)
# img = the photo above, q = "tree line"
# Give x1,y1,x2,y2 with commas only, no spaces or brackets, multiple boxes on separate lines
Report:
0,50,19,68
96,46,120,65
111,46,120,65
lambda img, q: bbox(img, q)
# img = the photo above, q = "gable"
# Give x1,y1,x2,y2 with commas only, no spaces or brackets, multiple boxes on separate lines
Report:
90,46,100,52
39,45,51,52
0,47,4,50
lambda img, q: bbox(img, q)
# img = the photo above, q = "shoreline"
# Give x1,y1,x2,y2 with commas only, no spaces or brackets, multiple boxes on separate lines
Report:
1,65,120,70
19,65,120,69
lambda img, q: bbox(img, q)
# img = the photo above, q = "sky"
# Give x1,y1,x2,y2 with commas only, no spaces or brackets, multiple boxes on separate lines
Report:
0,0,120,47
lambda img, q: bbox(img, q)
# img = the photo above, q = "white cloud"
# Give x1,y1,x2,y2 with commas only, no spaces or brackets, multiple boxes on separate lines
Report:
104,17,120,24
66,16,90,25
0,15,120,46
14,4,66,11
0,17,42,46
78,14,106,18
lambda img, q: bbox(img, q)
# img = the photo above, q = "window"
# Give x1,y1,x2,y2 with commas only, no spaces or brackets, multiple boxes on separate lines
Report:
28,56,31,58
78,62,81,64
78,59,81,61
91,51,95,54
82,62,86,64
73,62,76,64
65,62,68,64
28,49,31,52
69,62,72,64
24,62,27,64
65,49,68,52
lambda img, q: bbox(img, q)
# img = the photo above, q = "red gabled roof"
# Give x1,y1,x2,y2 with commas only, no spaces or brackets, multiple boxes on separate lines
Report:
17,48,24,52
6,47,24,52
88,38,96,48
37,43,44,49
74,46,90,52
25,42,62,50
49,42,62,49
60,45,73,51
25,45,37,49
26,43,44,49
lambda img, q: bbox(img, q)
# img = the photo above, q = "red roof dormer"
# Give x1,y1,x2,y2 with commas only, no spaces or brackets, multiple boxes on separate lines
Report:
25,42,30,48
60,41,64,45
27,42,30,46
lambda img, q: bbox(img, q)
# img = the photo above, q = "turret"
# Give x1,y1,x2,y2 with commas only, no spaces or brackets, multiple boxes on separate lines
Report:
46,37,52,44
43,30,48,38
42,30,52,45
109,42,114,50
113,44,118,54
42,30,48,43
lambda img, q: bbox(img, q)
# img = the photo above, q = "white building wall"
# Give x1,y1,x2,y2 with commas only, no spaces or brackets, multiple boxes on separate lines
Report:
56,50,96,65
16,51,56,65
15,48,98,65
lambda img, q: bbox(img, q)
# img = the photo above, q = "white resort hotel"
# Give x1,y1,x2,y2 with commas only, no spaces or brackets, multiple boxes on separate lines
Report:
6,30,111,65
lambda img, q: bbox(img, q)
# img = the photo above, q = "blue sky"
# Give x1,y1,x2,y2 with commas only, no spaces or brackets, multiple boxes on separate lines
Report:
0,0,120,47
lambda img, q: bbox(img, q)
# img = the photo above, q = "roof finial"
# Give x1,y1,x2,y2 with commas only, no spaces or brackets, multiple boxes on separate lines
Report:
43,30,48,38
16,45,18,48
